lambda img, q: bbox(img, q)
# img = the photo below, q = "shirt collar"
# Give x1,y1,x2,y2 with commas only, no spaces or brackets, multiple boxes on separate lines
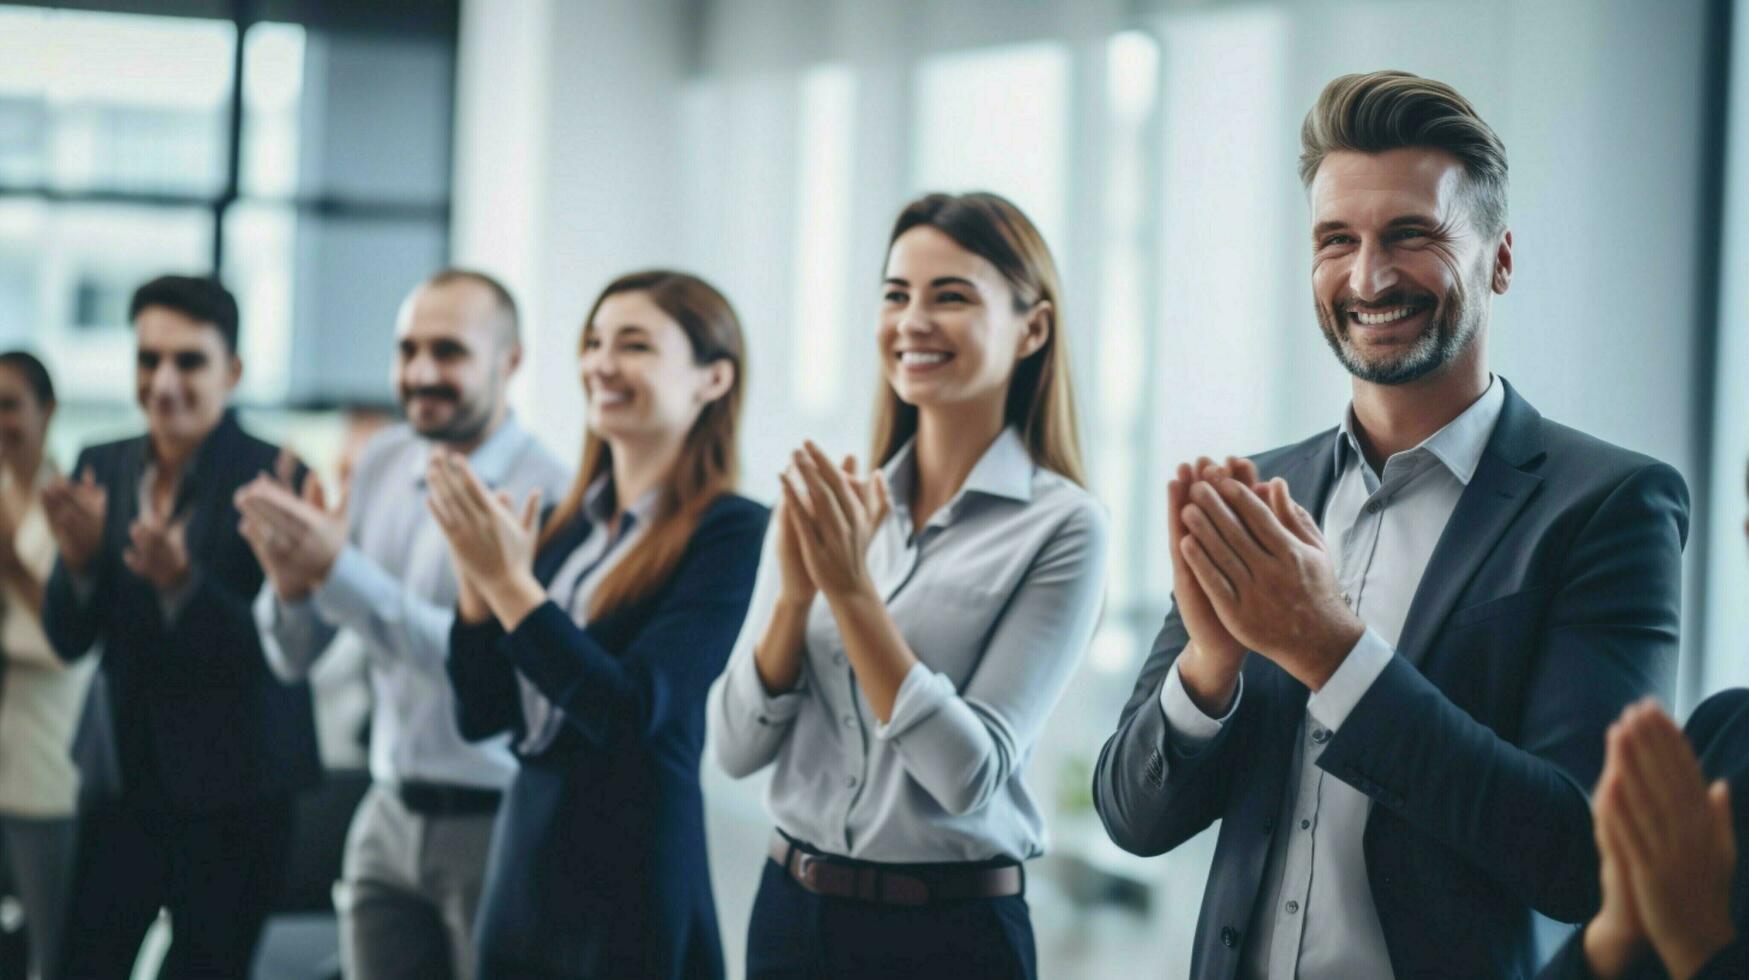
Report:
581,472,661,529
881,425,1035,527
1334,375,1506,486
411,412,531,487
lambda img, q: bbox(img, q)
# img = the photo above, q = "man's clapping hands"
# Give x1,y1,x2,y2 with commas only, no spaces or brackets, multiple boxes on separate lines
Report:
1168,456,1365,710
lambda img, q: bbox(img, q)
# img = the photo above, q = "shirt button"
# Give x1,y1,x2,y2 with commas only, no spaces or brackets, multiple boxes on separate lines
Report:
833,653,845,665
1312,729,1331,745
1286,900,1300,915
842,716,856,729
1365,499,1382,515
1220,926,1239,948
845,775,858,788
1300,819,1311,830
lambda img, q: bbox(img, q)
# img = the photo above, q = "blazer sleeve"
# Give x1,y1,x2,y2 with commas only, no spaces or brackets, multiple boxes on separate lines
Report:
1092,594,1272,855
153,458,311,686
1315,461,1688,923
42,447,109,662
446,615,518,742
1693,942,1749,980
497,500,767,749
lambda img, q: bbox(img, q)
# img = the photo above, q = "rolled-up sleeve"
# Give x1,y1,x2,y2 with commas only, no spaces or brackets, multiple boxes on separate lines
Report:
873,501,1108,816
709,522,809,778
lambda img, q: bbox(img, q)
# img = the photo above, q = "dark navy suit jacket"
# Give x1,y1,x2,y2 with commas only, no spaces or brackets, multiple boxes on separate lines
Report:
1538,688,1749,980
1093,380,1689,979
41,409,321,813
448,493,766,980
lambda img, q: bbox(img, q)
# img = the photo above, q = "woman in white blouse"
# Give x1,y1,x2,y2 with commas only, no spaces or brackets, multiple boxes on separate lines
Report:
0,351,92,980
710,192,1109,980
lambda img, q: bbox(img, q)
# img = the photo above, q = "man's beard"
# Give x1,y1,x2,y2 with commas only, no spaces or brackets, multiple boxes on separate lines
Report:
402,384,495,445
1316,271,1485,386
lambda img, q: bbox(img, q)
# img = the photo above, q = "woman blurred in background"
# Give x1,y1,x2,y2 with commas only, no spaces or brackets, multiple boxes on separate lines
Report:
432,271,766,979
710,192,1109,980
0,351,92,980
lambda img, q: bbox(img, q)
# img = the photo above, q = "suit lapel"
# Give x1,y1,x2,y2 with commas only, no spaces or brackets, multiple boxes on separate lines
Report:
1392,382,1546,668
113,437,147,535
1278,429,1342,521
1254,434,1335,758
174,411,243,562
535,516,593,587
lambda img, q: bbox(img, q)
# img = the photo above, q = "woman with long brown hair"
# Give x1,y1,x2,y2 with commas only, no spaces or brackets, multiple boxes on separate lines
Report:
429,270,766,979
710,192,1109,979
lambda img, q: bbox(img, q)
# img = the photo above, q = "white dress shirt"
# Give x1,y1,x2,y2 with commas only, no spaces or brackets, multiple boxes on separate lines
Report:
258,416,570,789
712,427,1109,863
1158,377,1506,979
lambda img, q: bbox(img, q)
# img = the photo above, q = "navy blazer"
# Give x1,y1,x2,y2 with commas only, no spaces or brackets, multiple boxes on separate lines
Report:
1094,380,1689,979
448,493,767,980
41,410,321,813
1537,688,1749,980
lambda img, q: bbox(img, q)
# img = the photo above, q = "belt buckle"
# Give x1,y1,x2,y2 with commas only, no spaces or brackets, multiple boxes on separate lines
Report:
793,852,822,892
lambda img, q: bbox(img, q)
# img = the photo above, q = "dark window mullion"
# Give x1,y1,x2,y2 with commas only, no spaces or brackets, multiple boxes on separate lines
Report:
214,0,253,276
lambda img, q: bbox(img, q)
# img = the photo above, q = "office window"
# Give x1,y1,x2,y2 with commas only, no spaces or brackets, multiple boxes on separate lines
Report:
913,42,1070,255
1089,30,1161,656
0,8,234,195
789,64,857,418
0,4,455,411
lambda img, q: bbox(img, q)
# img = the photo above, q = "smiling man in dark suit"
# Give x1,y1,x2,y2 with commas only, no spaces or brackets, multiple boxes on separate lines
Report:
1093,71,1689,979
41,274,320,978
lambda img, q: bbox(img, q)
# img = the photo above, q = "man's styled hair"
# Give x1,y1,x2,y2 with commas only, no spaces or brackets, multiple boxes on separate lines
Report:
129,275,241,353
424,267,520,347
1299,70,1509,236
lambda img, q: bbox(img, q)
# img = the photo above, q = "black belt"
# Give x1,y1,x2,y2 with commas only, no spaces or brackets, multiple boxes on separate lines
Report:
768,831,1024,907
395,782,502,816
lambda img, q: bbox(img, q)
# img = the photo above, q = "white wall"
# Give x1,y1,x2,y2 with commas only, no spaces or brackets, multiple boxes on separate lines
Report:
452,0,693,465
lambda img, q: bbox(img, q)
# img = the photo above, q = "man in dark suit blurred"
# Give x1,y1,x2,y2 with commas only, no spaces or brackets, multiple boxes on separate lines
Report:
42,275,320,978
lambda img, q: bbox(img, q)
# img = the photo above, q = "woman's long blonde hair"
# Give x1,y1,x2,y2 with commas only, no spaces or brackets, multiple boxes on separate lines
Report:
540,270,745,618
869,192,1085,486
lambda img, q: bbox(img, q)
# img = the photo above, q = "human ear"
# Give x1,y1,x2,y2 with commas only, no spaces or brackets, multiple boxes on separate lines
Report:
1017,301,1052,361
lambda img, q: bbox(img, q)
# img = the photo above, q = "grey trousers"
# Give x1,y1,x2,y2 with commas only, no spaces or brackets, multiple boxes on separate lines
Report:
0,815,77,980
335,785,497,980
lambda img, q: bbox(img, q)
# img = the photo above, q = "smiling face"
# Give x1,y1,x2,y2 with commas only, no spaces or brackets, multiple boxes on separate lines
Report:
878,225,1048,414
394,278,516,446
0,365,50,467
1309,146,1510,386
580,290,731,446
134,305,241,448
